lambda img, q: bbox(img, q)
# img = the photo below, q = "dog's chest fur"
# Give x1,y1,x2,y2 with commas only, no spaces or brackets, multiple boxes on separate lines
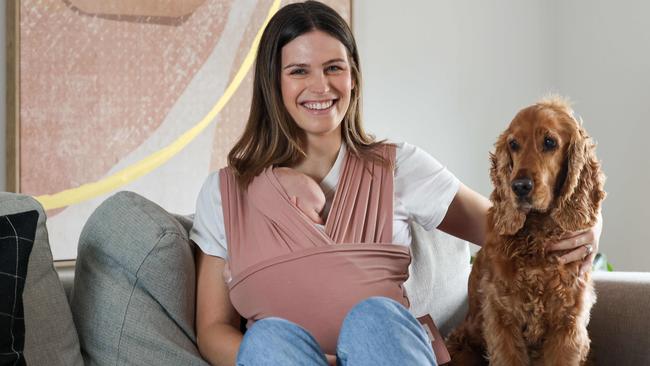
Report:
483,215,591,348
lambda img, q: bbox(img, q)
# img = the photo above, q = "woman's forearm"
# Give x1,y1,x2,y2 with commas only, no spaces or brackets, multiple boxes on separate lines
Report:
197,323,244,366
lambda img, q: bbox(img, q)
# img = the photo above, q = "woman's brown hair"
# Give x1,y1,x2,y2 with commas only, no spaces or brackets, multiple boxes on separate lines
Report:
228,0,387,188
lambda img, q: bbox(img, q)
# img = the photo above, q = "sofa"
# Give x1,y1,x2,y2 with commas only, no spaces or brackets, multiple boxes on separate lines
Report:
1,190,649,365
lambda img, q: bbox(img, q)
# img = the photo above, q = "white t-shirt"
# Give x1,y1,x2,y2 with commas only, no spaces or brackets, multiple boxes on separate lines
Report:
190,142,460,259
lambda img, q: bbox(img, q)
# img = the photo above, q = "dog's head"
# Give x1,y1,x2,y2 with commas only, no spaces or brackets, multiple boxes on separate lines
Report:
490,96,606,235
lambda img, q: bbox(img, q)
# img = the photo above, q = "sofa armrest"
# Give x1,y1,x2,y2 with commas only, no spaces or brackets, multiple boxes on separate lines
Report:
589,271,650,365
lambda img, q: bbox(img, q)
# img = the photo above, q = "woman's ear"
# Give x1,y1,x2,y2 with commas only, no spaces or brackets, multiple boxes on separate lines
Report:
489,131,526,236
551,128,606,230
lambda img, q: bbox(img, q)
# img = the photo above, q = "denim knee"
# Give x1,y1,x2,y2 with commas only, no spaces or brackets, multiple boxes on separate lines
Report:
337,297,437,365
237,317,327,365
345,296,409,326
238,317,314,354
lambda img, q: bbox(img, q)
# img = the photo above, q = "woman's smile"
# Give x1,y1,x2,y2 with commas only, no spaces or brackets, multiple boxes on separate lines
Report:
300,98,338,115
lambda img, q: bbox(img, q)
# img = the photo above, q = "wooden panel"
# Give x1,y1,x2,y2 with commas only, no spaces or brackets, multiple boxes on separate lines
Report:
5,0,19,192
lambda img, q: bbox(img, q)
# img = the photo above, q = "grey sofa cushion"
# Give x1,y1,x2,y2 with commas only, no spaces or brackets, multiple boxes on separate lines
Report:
589,271,650,365
0,192,84,366
404,221,471,337
71,191,207,365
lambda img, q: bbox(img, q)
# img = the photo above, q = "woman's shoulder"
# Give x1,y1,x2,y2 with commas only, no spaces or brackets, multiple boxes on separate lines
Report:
362,140,416,162
388,140,456,183
199,166,243,193
385,140,430,167
211,165,241,187
192,171,229,257
198,170,221,201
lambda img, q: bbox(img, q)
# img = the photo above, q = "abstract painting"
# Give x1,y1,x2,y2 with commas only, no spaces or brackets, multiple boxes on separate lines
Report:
6,0,351,259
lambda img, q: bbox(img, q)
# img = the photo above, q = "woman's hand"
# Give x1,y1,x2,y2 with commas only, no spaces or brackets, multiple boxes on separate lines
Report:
547,211,603,275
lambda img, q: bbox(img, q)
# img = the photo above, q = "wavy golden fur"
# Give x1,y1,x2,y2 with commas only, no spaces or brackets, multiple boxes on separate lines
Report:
446,96,606,365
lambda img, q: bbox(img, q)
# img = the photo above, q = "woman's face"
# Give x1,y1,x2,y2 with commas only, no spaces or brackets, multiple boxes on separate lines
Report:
280,30,354,140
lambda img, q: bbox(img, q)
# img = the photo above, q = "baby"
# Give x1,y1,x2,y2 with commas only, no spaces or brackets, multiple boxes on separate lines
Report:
273,167,326,225
223,167,326,284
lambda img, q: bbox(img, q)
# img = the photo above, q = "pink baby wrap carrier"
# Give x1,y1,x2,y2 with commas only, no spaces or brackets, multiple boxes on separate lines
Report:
220,144,412,354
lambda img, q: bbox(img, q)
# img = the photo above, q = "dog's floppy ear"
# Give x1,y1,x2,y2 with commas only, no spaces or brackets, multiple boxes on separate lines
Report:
551,126,606,231
489,131,526,235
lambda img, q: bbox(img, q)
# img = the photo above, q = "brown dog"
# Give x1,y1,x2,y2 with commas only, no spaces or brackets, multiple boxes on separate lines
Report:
446,96,606,365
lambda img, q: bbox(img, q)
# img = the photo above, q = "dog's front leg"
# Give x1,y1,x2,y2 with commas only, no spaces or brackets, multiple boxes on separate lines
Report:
540,326,590,366
541,286,594,366
482,293,530,366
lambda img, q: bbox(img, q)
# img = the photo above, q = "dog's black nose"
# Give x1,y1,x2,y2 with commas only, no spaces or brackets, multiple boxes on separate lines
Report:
512,178,533,197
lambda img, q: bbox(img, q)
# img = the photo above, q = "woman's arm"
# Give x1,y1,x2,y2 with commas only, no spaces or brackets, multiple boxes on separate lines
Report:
437,183,491,247
195,248,243,366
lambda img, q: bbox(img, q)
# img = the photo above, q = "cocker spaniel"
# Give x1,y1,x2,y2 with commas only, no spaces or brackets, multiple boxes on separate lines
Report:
446,96,606,365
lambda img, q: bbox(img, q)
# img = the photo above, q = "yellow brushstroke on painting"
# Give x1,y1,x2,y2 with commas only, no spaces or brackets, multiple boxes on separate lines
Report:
36,0,281,210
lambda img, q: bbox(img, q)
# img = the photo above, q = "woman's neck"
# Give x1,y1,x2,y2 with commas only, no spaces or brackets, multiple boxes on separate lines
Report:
293,132,342,183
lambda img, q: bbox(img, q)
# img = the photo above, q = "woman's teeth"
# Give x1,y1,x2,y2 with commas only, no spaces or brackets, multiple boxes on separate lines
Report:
303,100,334,110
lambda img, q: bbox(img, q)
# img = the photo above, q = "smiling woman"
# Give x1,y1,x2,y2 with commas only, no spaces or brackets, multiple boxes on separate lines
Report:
191,1,472,365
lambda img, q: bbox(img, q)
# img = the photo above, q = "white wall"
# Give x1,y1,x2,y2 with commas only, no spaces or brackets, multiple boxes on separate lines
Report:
555,0,650,271
354,0,650,271
354,0,557,196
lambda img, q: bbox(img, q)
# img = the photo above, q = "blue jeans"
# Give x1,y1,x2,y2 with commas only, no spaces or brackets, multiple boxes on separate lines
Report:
236,297,437,365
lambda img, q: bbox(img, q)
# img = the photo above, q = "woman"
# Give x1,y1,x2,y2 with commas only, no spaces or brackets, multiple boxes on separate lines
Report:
191,2,602,365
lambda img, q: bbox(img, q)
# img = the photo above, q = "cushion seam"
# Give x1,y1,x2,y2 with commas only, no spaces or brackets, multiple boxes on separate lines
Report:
114,230,186,365
115,277,139,366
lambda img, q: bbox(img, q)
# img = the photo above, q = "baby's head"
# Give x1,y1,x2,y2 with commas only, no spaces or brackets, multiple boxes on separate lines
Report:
274,167,326,225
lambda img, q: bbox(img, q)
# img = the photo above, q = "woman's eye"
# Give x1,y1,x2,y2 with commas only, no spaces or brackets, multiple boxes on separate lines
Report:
290,68,307,75
326,65,343,72
543,137,557,151
509,140,519,151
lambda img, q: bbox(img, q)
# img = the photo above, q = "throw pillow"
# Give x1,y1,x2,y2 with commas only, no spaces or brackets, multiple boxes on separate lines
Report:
0,210,38,366
405,221,471,337
71,191,207,365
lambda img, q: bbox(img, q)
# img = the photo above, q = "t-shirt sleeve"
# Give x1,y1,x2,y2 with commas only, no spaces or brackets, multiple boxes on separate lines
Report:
394,142,461,231
189,172,229,259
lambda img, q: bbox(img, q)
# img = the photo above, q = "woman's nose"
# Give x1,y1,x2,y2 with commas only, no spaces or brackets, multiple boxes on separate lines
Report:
308,72,330,94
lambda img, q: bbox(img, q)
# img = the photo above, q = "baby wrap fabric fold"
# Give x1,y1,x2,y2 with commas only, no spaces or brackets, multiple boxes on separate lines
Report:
220,145,412,354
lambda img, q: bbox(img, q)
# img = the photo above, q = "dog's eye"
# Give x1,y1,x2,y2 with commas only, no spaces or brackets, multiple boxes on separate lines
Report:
543,137,557,151
509,140,519,151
